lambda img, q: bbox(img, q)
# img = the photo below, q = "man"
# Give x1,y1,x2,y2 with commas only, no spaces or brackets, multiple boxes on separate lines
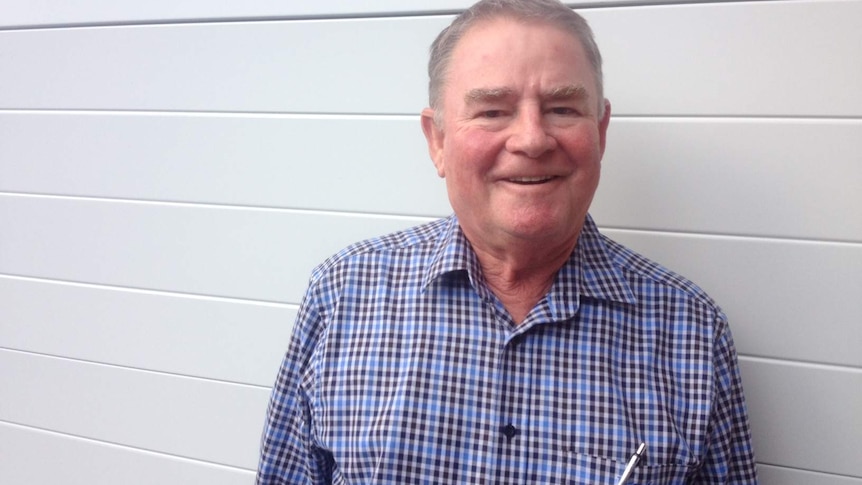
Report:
257,0,757,483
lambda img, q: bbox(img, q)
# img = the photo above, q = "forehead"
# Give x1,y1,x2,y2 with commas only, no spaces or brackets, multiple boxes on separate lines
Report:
444,17,593,95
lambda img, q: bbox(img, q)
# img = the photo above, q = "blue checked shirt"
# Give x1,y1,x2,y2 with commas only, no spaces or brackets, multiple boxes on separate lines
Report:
257,215,757,484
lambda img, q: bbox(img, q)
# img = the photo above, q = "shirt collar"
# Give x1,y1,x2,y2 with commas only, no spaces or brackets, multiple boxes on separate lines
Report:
422,214,482,290
422,214,637,315
559,214,638,306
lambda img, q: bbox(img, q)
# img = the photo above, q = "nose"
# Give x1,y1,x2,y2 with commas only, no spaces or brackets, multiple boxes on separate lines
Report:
505,110,557,158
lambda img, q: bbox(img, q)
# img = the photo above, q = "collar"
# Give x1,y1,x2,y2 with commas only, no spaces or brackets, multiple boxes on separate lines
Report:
421,214,482,290
422,214,637,320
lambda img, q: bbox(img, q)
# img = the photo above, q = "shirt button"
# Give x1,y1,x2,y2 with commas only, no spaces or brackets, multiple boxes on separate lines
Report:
501,423,519,440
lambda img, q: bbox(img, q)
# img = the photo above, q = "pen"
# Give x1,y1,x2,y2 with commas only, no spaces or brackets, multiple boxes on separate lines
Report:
615,442,647,485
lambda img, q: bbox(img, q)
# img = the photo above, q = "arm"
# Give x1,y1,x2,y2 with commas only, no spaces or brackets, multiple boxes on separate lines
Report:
696,317,759,483
256,286,333,485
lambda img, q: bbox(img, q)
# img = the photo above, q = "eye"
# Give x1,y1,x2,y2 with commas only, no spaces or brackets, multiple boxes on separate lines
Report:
482,110,504,118
549,106,578,116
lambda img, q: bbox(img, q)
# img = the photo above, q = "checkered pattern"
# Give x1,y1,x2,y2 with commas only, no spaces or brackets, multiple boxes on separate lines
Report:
256,215,757,484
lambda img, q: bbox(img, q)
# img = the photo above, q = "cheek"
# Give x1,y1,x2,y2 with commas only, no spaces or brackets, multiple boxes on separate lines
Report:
444,131,500,178
559,127,605,164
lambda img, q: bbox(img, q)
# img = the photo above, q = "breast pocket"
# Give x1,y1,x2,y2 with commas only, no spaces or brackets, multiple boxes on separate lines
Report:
567,453,692,485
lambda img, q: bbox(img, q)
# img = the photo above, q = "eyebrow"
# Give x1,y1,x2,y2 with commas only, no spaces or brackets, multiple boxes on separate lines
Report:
463,84,588,104
545,84,588,101
464,87,514,104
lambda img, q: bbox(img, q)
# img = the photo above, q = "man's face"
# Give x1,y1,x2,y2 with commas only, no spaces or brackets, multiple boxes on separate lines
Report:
422,17,610,253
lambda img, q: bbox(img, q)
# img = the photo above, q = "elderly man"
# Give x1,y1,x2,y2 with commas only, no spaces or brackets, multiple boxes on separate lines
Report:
257,0,757,483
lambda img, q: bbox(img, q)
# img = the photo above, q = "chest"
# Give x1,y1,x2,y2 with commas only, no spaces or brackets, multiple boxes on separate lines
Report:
310,290,711,484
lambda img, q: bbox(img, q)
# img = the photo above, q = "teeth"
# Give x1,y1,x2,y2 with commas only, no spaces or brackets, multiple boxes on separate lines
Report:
509,176,553,184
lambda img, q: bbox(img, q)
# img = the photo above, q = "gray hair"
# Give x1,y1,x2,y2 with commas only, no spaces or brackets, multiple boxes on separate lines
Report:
428,0,605,120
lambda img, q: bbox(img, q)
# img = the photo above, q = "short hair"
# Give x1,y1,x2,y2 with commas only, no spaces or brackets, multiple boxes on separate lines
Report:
428,0,605,120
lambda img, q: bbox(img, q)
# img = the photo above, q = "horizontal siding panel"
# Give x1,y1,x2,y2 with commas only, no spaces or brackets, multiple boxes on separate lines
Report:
0,350,269,469
758,464,862,485
2,113,859,242
603,229,862,368
0,422,254,485
0,112,449,218
1,1,859,117
741,358,862,478
0,194,423,303
3,350,859,478
3,195,861,367
0,17,446,115
5,196,862,366
0,276,294,387
0,0,468,28
589,0,862,117
0,0,706,29
597,119,862,243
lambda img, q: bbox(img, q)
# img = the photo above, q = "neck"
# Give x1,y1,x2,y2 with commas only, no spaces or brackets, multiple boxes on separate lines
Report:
468,229,581,325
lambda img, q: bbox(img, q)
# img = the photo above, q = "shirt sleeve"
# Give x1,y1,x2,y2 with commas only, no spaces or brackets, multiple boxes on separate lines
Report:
696,315,759,483
256,283,334,485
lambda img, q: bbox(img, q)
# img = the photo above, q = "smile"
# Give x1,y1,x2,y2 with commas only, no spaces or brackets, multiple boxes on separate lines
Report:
506,176,556,185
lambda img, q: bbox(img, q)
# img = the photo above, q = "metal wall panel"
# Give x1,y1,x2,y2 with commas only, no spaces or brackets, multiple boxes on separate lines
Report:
2,0,859,482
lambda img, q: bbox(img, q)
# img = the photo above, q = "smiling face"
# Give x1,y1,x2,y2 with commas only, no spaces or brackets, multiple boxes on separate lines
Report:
421,17,611,255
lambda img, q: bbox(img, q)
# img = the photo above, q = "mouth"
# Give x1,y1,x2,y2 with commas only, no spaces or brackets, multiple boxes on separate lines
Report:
506,175,557,185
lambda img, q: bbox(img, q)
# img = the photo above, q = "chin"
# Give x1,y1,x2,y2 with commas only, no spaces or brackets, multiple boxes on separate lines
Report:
506,209,585,239
504,218,567,240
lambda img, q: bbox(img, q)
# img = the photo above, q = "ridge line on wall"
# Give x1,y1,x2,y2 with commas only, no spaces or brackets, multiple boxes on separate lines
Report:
0,0,792,32
738,354,862,375
0,191,439,222
601,225,862,248
0,108,422,120
0,273,300,309
0,420,257,473
0,108,860,123
3,190,859,247
0,347,275,390
757,461,862,481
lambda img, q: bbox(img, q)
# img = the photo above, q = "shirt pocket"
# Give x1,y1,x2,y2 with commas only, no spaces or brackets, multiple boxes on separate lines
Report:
567,453,692,485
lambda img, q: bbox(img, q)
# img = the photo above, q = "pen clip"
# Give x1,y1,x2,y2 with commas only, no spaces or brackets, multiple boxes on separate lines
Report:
632,442,646,461
615,442,647,485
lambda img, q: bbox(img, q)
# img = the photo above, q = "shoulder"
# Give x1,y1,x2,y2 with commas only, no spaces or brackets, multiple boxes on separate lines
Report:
599,232,725,318
308,216,450,285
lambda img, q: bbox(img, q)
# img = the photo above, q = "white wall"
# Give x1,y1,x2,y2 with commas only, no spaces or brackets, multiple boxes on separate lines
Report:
1,1,860,483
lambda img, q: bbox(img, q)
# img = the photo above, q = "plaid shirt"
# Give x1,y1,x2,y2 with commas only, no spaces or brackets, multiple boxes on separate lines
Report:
257,215,757,484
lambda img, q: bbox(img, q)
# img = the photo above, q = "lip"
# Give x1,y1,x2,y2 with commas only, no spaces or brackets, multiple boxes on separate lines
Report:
504,175,558,185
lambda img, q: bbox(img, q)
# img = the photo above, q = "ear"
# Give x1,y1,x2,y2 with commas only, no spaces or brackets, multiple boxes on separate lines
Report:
597,99,612,157
421,108,446,178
